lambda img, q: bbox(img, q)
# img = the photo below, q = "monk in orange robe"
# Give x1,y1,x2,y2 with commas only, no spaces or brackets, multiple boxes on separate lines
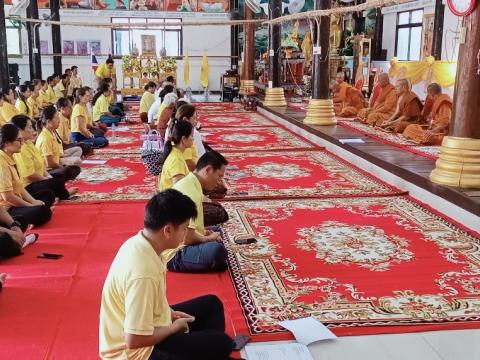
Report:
380,78,423,133
358,73,397,126
403,83,452,145
330,79,365,117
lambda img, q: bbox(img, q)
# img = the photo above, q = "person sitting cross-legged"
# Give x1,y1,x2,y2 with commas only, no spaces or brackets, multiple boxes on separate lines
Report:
167,151,229,273
99,189,239,360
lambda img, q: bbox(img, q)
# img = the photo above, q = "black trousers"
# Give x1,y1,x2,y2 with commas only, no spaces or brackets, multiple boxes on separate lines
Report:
148,295,234,360
26,177,70,200
0,221,21,260
7,189,54,230
49,165,81,182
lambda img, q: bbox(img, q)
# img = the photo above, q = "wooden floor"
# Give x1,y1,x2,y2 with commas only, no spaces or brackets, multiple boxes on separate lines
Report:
261,104,480,217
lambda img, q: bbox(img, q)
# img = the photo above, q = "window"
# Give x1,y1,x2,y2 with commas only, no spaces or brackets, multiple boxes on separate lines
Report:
6,20,22,56
395,9,423,61
111,18,182,57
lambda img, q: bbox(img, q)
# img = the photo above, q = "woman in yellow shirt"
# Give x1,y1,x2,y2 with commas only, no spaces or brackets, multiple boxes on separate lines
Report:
1,87,19,123
0,123,54,229
70,88,108,148
158,119,194,191
26,84,40,120
10,115,77,200
139,81,156,123
15,85,33,119
38,80,50,108
37,105,82,177
92,83,121,126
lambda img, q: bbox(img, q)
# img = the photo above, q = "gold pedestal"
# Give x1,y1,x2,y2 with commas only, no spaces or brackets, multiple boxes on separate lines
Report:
304,99,336,125
430,136,480,188
243,80,256,94
239,80,245,95
264,87,286,107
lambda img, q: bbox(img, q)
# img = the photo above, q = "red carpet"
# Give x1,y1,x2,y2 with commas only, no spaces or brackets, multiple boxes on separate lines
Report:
199,112,277,128
205,126,318,152
222,150,404,199
221,196,480,340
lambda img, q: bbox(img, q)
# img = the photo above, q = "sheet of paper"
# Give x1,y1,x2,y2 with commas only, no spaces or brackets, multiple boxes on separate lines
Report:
82,160,107,165
279,317,337,345
112,126,130,132
339,138,365,144
245,343,314,360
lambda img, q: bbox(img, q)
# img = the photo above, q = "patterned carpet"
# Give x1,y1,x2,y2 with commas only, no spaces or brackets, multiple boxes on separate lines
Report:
199,112,277,128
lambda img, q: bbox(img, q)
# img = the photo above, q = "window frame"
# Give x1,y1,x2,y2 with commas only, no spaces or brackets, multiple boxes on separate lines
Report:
394,9,423,61
6,20,22,57
111,17,183,59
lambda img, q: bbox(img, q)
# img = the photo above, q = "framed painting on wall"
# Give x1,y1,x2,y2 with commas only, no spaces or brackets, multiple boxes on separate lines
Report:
40,40,49,54
421,14,435,58
90,41,101,55
63,40,75,55
141,35,156,55
76,40,89,56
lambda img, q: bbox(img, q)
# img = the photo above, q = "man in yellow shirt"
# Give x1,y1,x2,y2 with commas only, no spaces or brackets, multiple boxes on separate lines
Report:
168,151,229,273
54,74,70,101
95,58,116,88
46,76,57,104
99,190,237,360
139,82,156,123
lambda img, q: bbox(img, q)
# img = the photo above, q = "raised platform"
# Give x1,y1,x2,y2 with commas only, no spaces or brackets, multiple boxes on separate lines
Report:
260,103,480,217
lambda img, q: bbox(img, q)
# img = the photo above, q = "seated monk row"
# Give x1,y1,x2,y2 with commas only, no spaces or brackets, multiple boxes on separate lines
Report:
330,72,365,117
358,73,397,125
403,83,452,145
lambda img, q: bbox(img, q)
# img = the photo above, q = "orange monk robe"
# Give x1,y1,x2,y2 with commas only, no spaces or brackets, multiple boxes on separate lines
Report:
334,86,365,117
333,81,349,105
403,94,452,145
388,91,423,133
358,84,397,126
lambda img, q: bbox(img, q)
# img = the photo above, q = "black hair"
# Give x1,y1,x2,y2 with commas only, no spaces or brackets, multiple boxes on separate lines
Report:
47,75,55,84
144,81,156,91
0,123,20,150
56,97,71,109
32,79,42,87
37,105,57,132
10,114,31,131
175,100,188,110
74,87,88,105
23,80,32,87
144,189,197,231
17,85,30,114
71,66,78,71
102,78,113,85
176,88,183,98
166,76,174,82
60,73,69,80
175,104,195,121
196,151,228,171
92,83,110,106
65,68,72,74
41,80,46,86
162,119,193,163
159,84,174,101
106,58,114,65
1,85,16,103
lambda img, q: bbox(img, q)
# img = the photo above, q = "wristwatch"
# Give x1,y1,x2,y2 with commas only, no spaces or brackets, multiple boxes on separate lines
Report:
9,220,22,229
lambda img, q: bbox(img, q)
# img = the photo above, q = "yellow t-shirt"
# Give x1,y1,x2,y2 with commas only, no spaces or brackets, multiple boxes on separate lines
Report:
1,102,19,122
36,128,64,165
156,102,167,119
158,147,189,191
95,63,116,79
26,96,39,118
99,231,171,360
0,150,25,209
57,113,71,144
13,141,46,186
47,85,56,104
165,172,205,261
15,98,33,118
39,89,49,107
183,144,199,162
139,91,155,113
71,103,92,133
93,94,110,122
0,111,5,126
53,82,66,100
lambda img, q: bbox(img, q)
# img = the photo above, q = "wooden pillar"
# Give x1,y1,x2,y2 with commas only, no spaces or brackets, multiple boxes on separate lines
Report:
372,8,384,60
240,5,256,94
230,0,240,70
304,0,335,124
26,0,42,79
264,0,286,106
430,5,480,188
51,0,62,75
432,0,445,60
0,0,10,90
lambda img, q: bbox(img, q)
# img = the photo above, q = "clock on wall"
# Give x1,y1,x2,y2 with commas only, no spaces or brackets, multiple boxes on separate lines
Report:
447,0,478,16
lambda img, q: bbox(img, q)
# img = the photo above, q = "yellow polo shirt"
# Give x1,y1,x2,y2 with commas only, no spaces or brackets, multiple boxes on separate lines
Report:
26,96,39,118
47,85,56,104
1,102,19,122
95,63,116,79
0,112,5,126
99,231,171,360
15,99,33,119
36,128,63,165
36,92,45,109
183,144,199,162
57,113,71,143
158,147,189,191
164,172,205,261
93,94,110,122
53,82,66,100
13,141,46,186
139,91,155,113
71,103,92,133
0,150,24,209
39,89,48,106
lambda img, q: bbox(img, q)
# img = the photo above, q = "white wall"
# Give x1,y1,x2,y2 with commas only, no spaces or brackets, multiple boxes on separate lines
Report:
7,9,231,91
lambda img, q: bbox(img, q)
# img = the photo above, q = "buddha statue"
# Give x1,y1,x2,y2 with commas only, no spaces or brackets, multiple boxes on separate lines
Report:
330,14,343,52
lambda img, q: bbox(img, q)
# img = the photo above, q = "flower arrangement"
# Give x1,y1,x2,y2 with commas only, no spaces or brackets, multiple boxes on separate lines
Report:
158,57,177,73
122,55,141,73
